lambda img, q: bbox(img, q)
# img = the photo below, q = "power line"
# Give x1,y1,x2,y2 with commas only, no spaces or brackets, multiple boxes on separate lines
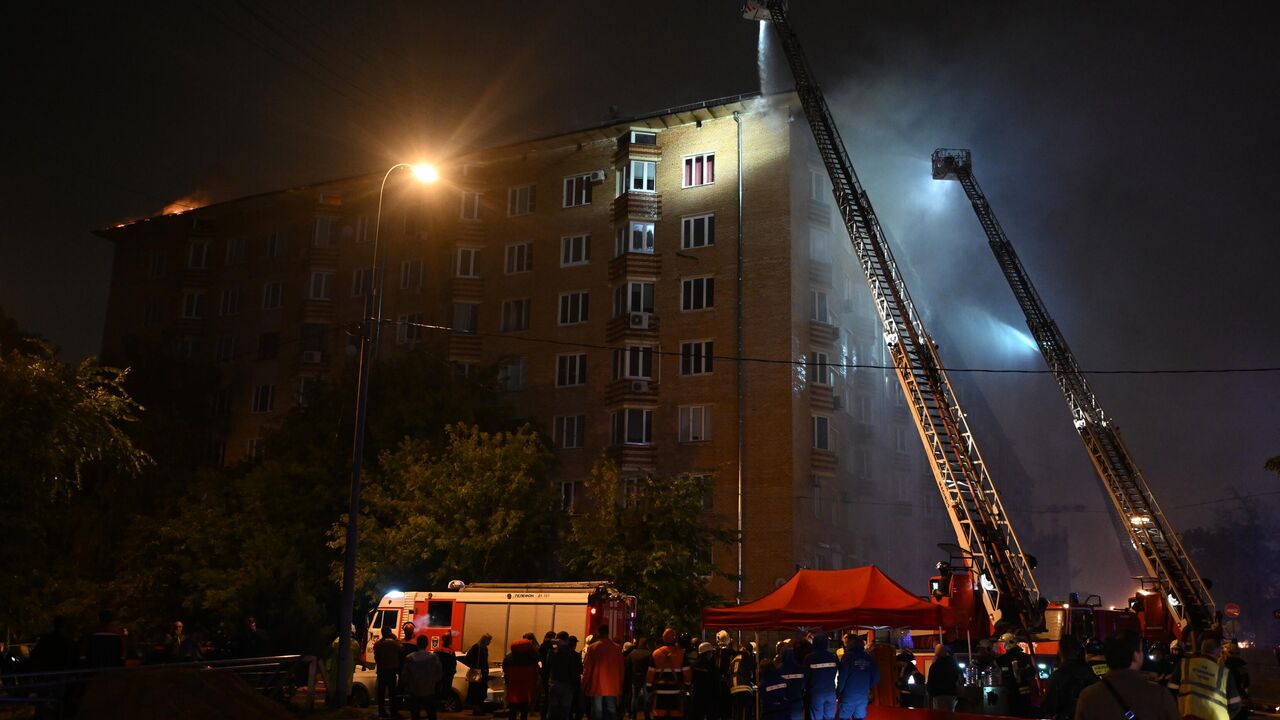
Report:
387,318,1280,377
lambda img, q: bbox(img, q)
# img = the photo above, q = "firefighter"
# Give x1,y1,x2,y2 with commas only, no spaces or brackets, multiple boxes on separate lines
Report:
1167,639,1241,720
759,659,789,720
776,641,805,720
648,629,691,720
996,634,1033,717
1084,639,1109,679
802,633,838,720
834,634,879,720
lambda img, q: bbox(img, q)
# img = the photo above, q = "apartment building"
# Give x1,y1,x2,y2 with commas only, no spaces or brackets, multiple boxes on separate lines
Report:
98,92,950,601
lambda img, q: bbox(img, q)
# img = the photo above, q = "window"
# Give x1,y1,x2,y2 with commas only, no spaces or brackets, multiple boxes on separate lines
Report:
351,268,374,297
620,160,656,193
456,247,479,278
612,345,654,379
679,405,710,442
681,214,715,249
225,237,246,265
812,415,830,450
187,242,208,269
501,299,530,332
257,332,279,360
558,292,589,325
181,290,205,319
308,271,334,300
611,408,653,446
809,168,826,201
614,281,655,316
262,281,283,309
499,357,527,392
396,313,424,344
149,252,167,278
810,351,831,386
683,153,715,188
460,191,480,220
621,476,642,508
452,302,479,332
556,354,587,387
313,215,337,248
505,243,532,274
681,340,714,376
214,335,235,363
561,234,591,266
810,289,829,323
214,287,238,317
561,480,584,512
267,231,287,258
400,259,423,289
355,215,371,244
251,384,275,414
563,175,593,208
619,130,658,147
247,437,266,460
554,415,586,449
297,376,319,407
616,223,655,255
507,185,536,216
681,276,715,311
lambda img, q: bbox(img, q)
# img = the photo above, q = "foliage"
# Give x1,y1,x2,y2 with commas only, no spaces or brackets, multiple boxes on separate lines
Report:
337,423,559,596
562,460,737,636
1265,455,1280,476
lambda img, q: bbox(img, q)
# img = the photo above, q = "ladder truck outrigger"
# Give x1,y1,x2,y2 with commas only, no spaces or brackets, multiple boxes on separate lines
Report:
930,148,1216,638
743,1,1043,638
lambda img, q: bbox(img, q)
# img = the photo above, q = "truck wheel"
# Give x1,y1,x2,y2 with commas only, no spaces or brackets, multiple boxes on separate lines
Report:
350,683,370,707
440,689,463,712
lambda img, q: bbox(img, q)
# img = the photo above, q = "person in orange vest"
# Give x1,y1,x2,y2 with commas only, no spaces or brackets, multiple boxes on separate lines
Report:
1167,639,1241,720
647,629,692,719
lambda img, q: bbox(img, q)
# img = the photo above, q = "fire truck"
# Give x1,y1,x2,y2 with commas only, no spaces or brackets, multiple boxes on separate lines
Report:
363,581,636,667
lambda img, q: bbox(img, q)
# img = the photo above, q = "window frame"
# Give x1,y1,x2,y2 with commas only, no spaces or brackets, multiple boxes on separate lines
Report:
611,407,654,446
560,233,591,267
558,291,590,326
181,289,205,319
812,414,831,451
554,414,586,449
500,298,531,333
251,384,275,414
555,353,588,388
681,276,715,312
456,247,480,278
505,242,533,274
507,184,536,217
680,339,714,376
400,259,424,289
809,350,831,386
563,175,593,208
682,152,716,188
681,213,715,249
308,271,334,301
262,281,283,310
678,405,711,443
460,191,481,220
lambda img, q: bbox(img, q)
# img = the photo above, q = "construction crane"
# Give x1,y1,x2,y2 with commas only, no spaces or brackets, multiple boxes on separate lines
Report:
930,148,1216,632
743,2,1041,632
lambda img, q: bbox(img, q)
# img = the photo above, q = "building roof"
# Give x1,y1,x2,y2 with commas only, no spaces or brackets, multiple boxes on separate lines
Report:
95,90,773,239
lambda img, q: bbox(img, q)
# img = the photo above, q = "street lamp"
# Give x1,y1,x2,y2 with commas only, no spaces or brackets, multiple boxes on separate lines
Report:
336,162,436,705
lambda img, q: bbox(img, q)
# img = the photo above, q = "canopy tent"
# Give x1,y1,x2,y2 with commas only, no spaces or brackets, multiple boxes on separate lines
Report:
702,566,954,631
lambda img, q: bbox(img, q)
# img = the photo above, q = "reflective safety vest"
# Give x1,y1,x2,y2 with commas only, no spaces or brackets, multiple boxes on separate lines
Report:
1175,657,1230,720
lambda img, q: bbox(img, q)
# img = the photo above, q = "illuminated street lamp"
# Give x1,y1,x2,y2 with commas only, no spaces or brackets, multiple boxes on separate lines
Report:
336,162,436,705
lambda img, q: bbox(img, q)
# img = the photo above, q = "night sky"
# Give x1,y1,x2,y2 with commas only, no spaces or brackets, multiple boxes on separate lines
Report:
3,2,1277,627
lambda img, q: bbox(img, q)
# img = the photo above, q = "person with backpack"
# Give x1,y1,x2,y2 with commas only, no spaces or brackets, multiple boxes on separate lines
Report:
1075,631,1177,720
1039,637,1096,720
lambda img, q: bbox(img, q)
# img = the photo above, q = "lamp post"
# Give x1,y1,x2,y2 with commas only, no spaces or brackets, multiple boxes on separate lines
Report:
336,162,437,705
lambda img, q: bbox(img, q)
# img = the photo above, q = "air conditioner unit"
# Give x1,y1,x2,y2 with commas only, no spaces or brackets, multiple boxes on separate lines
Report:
588,169,606,182
630,380,651,393
301,350,323,364
628,312,651,329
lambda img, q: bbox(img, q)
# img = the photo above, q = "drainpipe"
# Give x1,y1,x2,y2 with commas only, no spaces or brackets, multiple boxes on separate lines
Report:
734,110,745,606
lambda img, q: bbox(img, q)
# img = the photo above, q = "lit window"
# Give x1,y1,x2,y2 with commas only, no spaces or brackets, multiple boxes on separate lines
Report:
251,384,275,414
395,259,421,290
181,290,205,319
681,214,715,249
563,175,593,208
501,299,531,332
262,281,283,309
507,185,536,216
456,247,479,278
556,354,587,387
683,153,715,188
505,243,532,274
308,271,334,300
611,408,653,446
558,292,589,325
460,191,481,220
561,234,591,266
622,160,657,193
554,415,586,449
681,276,715,311
679,405,710,443
681,340,714,376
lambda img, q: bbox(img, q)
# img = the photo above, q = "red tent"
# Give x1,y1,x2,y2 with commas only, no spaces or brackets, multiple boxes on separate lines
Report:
702,566,953,630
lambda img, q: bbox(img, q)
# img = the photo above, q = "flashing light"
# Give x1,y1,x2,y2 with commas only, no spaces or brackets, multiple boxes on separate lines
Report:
387,590,405,599
1037,663,1047,670
907,675,916,686
1148,655,1156,661
979,574,996,592
590,607,597,615
1167,594,1180,608
957,662,966,669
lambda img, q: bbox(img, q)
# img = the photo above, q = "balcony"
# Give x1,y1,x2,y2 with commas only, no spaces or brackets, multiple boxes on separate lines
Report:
448,332,481,360
811,447,838,474
605,312,660,343
611,192,662,223
612,142,662,167
809,319,838,346
451,276,484,302
606,443,656,470
810,384,835,411
608,251,662,282
605,378,660,406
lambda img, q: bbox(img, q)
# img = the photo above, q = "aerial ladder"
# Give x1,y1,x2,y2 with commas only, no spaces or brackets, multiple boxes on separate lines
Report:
743,2,1041,632
930,148,1216,632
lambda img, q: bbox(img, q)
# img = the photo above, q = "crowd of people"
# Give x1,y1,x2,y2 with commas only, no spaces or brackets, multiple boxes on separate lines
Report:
24,610,269,671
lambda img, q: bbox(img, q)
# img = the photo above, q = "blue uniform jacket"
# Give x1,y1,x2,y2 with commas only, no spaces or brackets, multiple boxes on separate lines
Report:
802,633,839,697
761,666,789,719
835,646,880,701
778,647,805,704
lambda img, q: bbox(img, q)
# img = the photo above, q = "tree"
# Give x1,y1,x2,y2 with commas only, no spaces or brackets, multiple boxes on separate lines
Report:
341,423,559,595
1265,455,1280,476
561,460,737,635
